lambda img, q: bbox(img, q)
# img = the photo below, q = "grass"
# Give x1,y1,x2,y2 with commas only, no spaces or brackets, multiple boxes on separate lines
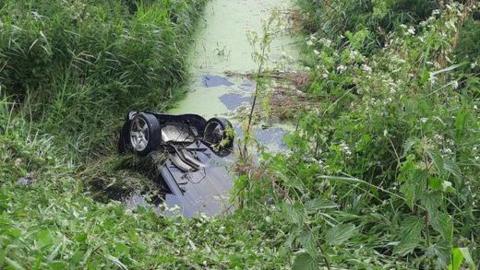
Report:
0,0,207,160
1,0,480,269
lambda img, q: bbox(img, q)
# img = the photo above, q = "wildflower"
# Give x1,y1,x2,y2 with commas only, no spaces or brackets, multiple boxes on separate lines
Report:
339,141,352,156
441,148,453,155
407,26,416,35
452,80,459,89
432,9,440,15
434,134,444,141
313,49,320,55
336,65,347,73
350,50,359,59
420,118,428,124
320,38,332,47
442,181,452,191
361,64,372,73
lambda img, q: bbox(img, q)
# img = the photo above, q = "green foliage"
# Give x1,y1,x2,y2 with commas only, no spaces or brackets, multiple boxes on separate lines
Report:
0,107,292,268
234,1,480,269
2,0,480,269
0,0,206,159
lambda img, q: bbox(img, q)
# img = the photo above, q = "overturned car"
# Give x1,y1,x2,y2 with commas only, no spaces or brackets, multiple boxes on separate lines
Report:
118,111,235,217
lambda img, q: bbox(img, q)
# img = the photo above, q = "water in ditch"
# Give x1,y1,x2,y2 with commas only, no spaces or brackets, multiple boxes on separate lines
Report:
126,0,300,216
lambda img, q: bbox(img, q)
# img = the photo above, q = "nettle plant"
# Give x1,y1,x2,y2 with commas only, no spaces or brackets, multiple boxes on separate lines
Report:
251,2,479,269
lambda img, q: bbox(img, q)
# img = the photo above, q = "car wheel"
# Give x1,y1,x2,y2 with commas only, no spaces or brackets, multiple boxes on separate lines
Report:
203,117,234,152
129,113,161,156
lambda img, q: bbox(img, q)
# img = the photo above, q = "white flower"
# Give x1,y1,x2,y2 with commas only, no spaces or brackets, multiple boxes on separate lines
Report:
407,26,416,35
442,181,452,191
434,134,444,141
320,38,332,47
442,148,453,155
339,141,352,156
452,80,459,89
336,65,347,73
420,118,428,124
350,50,359,59
432,9,440,15
306,40,313,47
361,64,372,73
313,49,320,55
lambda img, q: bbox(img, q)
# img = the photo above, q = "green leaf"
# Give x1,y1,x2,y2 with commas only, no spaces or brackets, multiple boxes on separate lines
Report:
298,231,317,258
5,257,25,270
399,157,426,210
394,216,424,256
420,191,443,218
448,247,476,270
49,261,68,270
292,252,316,270
449,247,465,270
304,198,338,212
455,107,469,140
428,177,442,191
282,203,303,225
430,212,453,244
325,224,357,246
459,248,476,270
36,229,54,248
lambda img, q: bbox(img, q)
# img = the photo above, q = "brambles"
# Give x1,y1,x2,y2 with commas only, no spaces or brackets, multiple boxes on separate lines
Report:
236,1,480,269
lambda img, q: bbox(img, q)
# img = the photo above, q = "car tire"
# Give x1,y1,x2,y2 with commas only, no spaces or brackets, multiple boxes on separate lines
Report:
129,112,161,156
204,117,234,152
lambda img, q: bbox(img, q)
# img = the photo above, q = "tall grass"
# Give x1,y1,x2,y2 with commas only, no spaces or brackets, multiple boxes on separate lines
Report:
0,0,206,159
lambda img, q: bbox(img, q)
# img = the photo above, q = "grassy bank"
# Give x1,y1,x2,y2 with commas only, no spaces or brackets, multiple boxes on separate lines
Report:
0,0,206,160
237,0,480,268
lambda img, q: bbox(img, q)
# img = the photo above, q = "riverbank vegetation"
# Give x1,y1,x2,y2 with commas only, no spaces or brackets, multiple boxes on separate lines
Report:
1,0,479,269
252,0,479,268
